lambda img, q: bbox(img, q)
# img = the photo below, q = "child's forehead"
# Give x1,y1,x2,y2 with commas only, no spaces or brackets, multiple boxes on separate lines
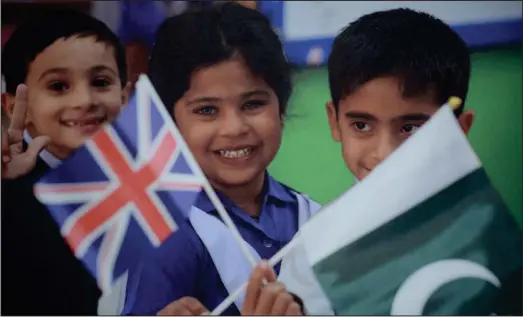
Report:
340,77,439,118
346,77,437,103
186,59,272,96
28,36,118,77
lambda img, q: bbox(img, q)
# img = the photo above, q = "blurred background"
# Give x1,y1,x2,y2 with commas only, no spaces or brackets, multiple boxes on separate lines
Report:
2,0,521,224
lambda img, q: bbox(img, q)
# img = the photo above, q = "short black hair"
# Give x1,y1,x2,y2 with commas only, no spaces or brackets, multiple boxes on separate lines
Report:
149,2,291,119
2,9,127,95
328,8,470,116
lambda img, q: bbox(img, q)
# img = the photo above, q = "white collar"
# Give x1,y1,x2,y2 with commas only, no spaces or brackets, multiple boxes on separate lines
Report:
23,130,62,168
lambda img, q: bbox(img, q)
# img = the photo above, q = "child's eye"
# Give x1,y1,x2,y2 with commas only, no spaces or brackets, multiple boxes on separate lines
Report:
48,81,69,93
92,77,112,88
352,121,371,132
243,100,267,110
401,123,421,134
194,105,218,116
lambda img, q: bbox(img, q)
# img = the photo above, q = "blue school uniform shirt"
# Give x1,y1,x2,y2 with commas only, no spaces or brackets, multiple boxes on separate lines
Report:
122,173,300,315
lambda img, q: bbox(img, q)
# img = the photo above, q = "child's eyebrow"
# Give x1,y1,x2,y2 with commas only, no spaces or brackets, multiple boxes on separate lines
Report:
396,113,431,122
344,111,377,121
186,96,221,106
186,89,270,106
90,65,118,77
38,65,117,81
241,89,270,99
38,67,67,81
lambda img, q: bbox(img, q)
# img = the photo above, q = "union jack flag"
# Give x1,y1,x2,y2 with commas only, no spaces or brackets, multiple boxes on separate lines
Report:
34,76,207,293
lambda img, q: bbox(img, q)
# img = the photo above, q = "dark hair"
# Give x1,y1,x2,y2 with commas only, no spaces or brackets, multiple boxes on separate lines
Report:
2,9,127,95
328,8,470,116
149,2,292,119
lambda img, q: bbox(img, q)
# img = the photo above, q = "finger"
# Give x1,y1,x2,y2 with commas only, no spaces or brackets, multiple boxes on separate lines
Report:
289,293,305,315
179,297,209,315
254,282,286,315
13,136,49,176
157,298,196,316
284,302,303,316
260,261,277,283
157,306,192,316
2,127,10,157
8,84,29,141
2,127,11,163
242,263,266,315
23,135,50,160
270,292,294,315
2,154,9,175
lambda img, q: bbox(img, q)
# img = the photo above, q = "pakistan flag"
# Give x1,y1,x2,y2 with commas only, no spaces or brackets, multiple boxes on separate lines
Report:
298,105,522,315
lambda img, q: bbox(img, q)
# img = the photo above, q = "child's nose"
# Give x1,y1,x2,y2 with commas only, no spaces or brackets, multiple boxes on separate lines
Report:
68,85,95,109
218,109,249,137
370,133,399,166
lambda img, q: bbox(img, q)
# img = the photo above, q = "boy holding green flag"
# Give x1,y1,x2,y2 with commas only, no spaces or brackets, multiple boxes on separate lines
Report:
312,7,522,315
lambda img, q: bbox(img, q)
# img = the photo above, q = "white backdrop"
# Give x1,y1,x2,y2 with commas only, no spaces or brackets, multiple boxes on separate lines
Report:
259,1,522,66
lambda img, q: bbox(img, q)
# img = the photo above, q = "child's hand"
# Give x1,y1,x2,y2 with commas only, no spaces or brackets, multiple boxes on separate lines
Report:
2,84,50,179
242,261,303,316
157,297,210,316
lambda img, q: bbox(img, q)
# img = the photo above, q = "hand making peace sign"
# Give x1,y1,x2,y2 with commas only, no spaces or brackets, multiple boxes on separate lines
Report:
2,84,50,179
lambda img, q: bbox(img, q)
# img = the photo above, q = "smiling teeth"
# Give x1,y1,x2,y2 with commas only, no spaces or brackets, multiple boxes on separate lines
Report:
219,148,252,158
63,119,104,127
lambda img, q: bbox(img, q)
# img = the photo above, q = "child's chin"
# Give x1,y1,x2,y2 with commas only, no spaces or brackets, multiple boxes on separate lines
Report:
214,167,264,187
356,170,371,182
62,137,90,153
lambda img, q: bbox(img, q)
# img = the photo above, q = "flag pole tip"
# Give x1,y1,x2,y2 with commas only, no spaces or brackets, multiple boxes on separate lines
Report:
448,96,462,110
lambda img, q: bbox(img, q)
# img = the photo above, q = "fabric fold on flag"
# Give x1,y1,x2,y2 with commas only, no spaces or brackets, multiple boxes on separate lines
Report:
297,105,522,315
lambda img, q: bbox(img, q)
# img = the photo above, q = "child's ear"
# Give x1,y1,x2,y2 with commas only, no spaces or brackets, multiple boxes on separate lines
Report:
325,101,341,142
457,109,475,135
1,92,15,119
121,81,132,106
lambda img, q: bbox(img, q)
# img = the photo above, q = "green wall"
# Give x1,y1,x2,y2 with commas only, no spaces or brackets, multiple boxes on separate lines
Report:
269,45,522,225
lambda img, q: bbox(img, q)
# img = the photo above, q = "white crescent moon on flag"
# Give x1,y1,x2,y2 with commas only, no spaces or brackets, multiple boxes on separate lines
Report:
391,259,501,315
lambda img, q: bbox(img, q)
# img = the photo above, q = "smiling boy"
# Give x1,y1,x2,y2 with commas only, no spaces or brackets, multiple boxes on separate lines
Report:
1,10,129,315
323,8,523,315
2,11,129,161
326,8,475,181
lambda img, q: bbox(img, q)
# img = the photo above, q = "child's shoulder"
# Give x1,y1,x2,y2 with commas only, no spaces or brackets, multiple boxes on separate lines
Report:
276,181,322,207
